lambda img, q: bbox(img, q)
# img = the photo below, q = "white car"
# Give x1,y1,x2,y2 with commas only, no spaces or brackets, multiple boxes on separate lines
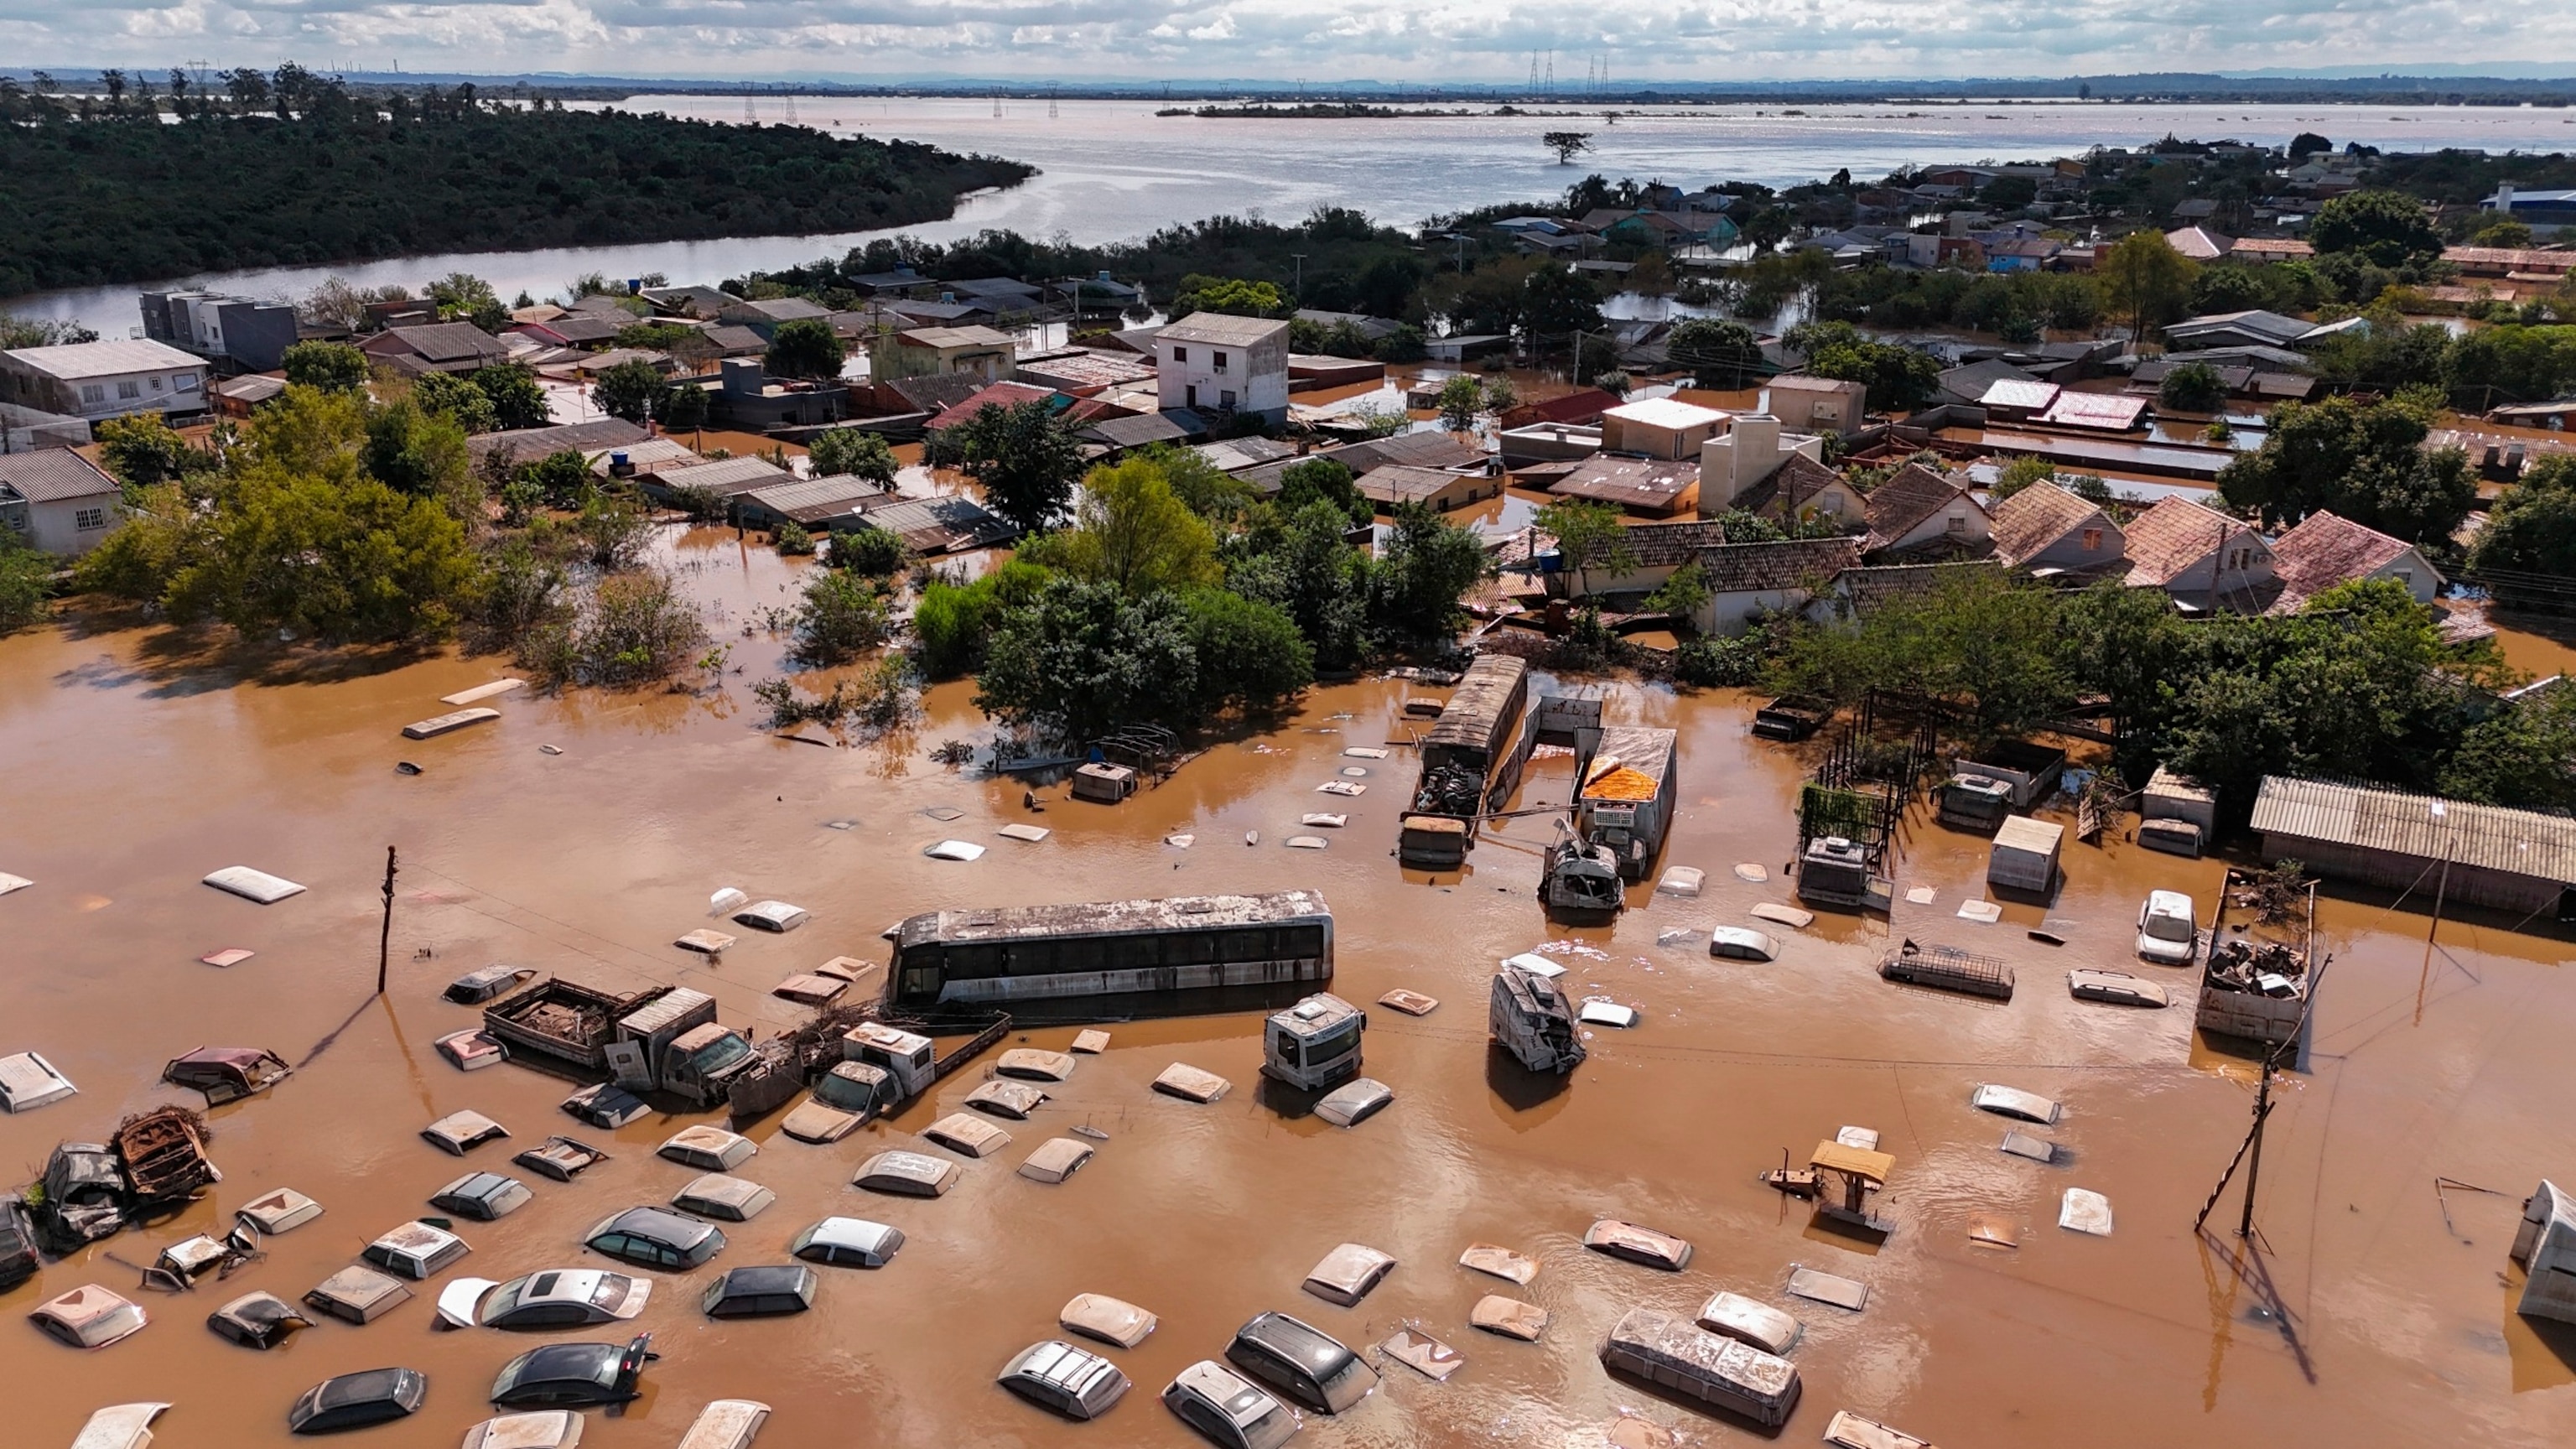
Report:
2135,891,2199,964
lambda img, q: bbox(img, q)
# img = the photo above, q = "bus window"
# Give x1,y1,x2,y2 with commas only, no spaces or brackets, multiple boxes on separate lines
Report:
1106,934,1160,970
1005,940,1057,976
901,963,941,999
1283,925,1326,958
1055,937,1109,974
949,944,1005,979
1173,932,1219,965
1221,927,1274,962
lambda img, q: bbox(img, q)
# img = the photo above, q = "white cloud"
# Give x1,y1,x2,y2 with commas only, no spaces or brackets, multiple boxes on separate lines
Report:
0,0,2568,79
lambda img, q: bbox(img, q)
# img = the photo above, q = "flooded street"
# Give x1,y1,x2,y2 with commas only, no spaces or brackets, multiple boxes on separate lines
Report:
4,529,2575,1446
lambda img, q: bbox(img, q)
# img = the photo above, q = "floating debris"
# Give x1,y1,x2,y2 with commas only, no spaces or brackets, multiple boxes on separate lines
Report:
0,872,30,897
1970,1215,2021,1249
1343,746,1389,760
1956,899,2002,924
1749,902,1813,929
997,823,1051,843
1379,1327,1464,1381
1458,1244,1539,1285
199,948,256,969
1734,863,1768,883
1785,1265,1868,1311
1301,813,1348,828
1471,1295,1548,1341
2059,1188,2114,1236
1165,833,1195,849
395,761,423,776
1378,989,1439,1015
402,707,499,740
1905,886,1938,906
675,928,736,954
1070,1029,1111,1054
203,866,305,904
1286,836,1329,850
919,805,966,823
1316,781,1365,796
440,679,525,707
924,840,985,861
1656,866,1704,897
537,744,564,756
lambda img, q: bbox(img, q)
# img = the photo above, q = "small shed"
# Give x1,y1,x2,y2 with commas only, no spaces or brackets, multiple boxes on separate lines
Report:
2141,766,2216,857
1988,815,2063,896
1072,762,1138,803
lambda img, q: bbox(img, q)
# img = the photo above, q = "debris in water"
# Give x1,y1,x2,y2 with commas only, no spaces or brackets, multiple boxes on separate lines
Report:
1379,1327,1464,1380
1957,900,2003,924
823,819,855,830
199,948,256,969
1164,834,1194,849
1340,766,1368,777
924,840,985,861
920,805,966,823
395,761,423,776
1749,902,1813,929
1905,886,1937,905
1379,989,1439,1015
709,887,750,916
1244,830,1259,846
1286,836,1328,849
1343,746,1389,759
1071,1124,1110,1141
2028,929,2066,946
675,928,736,954
1302,813,1348,828
1654,928,1701,948
0,872,31,897
1070,1030,1111,1054
1970,1215,2020,1249
1317,781,1365,796
2059,1188,2114,1236
440,679,525,707
1734,863,1768,882
997,823,1051,843
537,744,564,756
402,706,500,740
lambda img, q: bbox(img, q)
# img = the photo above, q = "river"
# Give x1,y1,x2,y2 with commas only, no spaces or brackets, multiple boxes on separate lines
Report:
10,98,2576,331
5,526,2576,1446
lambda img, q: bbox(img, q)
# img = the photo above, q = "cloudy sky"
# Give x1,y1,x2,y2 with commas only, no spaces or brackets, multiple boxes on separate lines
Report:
3,2,2570,82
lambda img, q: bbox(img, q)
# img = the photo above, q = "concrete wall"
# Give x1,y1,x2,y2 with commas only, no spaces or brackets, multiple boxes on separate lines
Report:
1159,330,1290,423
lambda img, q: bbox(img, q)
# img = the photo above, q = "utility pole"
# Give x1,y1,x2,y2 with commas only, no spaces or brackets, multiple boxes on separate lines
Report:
375,846,397,997
1291,252,1306,299
2414,839,2454,1026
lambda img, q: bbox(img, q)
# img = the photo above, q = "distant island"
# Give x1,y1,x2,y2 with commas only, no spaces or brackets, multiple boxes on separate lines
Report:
0,92,1033,295
1161,102,1421,119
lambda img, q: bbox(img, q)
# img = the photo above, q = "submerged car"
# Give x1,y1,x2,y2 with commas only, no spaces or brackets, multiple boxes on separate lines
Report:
438,1270,653,1330
430,1172,535,1222
490,1333,656,1408
700,1265,817,1320
584,1208,725,1271
2135,890,2199,964
208,1290,312,1350
0,1199,38,1291
998,1339,1130,1420
288,1368,428,1435
29,1284,148,1348
460,1411,583,1449
162,1046,293,1105
789,1218,904,1270
1224,1312,1378,1415
1162,1359,1301,1449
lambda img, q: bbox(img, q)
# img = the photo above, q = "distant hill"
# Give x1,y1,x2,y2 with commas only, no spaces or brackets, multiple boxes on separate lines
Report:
0,106,1032,296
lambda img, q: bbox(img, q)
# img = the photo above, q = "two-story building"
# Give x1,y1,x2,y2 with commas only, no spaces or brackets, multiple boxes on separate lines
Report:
871,325,1019,384
1156,314,1291,426
139,291,302,373
0,339,211,423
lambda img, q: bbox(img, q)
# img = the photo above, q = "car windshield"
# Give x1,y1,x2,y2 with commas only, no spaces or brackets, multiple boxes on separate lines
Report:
814,1075,872,1110
486,1277,536,1317
591,1276,626,1307
2146,911,2194,942
1318,1357,1378,1412
690,1035,753,1075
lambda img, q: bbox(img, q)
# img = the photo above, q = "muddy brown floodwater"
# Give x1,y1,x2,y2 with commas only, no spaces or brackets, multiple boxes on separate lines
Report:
4,532,2576,1447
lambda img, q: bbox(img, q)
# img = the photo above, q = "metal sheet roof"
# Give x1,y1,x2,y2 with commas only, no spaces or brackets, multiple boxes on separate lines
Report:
2,337,205,379
2251,776,2576,884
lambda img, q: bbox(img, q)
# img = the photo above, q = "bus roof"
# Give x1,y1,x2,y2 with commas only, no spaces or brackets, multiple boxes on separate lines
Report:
897,891,1331,948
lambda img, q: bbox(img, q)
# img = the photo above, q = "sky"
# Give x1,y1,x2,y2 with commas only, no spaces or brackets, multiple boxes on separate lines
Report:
3,2,2573,84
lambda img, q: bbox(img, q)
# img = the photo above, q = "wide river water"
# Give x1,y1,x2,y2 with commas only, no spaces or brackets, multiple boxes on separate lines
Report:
4,525,2576,1446
11,98,2576,330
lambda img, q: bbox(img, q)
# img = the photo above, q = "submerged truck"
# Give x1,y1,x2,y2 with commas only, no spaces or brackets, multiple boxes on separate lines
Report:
1490,969,1586,1074
1399,656,1532,868
485,977,791,1114
1937,740,2068,833
1575,725,1679,882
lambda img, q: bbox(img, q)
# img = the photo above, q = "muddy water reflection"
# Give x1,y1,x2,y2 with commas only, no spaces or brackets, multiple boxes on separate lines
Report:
4,584,2576,1446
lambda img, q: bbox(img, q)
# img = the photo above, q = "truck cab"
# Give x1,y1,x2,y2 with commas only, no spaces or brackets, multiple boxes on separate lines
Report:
657,1023,760,1109
841,1023,937,1099
1262,993,1364,1091
1489,969,1586,1074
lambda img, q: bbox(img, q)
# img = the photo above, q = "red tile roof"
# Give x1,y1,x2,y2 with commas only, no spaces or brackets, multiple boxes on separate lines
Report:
1990,481,2114,567
2121,495,2257,588
2265,510,2430,613
925,381,1064,432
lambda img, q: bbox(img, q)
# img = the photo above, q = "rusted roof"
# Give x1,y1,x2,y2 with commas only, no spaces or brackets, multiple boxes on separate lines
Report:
2265,510,2433,614
1618,519,1730,569
2121,495,2257,588
926,382,1063,432
1990,481,2114,567
1826,560,2006,614
656,455,794,497
1862,464,1980,547
1546,455,1698,509
2036,391,2148,432
856,494,1014,554
1693,535,1864,593
1426,655,1529,752
1729,451,1847,517
2251,776,2576,884
1357,464,1476,506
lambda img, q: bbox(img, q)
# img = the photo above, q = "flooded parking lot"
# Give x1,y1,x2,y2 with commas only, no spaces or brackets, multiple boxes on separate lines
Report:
4,536,2575,1446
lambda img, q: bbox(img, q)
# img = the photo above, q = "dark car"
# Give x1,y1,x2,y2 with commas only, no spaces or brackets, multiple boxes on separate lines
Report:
162,1046,293,1105
1224,1313,1378,1415
430,1172,535,1223
700,1265,817,1320
1162,1359,1301,1449
490,1333,657,1408
584,1207,724,1270
0,1198,39,1290
288,1368,428,1434
36,1141,125,1246
209,1290,312,1350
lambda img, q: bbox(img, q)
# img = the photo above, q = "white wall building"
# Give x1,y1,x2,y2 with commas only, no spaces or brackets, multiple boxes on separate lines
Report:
0,450,124,557
0,339,211,423
1156,314,1291,425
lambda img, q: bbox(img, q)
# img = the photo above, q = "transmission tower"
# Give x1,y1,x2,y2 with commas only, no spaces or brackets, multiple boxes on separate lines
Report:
1529,53,1540,96
743,86,757,124
1545,51,1555,97
1047,83,1058,118
993,90,1003,117
782,88,798,126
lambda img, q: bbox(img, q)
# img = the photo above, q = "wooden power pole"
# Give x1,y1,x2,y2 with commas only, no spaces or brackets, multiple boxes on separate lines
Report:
376,846,397,996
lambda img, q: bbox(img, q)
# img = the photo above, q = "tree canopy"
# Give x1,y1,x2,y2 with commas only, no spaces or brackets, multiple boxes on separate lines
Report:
2311,189,2445,268
2216,390,2476,546
932,401,1085,536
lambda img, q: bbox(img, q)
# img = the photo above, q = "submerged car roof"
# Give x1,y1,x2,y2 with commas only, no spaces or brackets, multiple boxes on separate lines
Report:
597,1207,718,1244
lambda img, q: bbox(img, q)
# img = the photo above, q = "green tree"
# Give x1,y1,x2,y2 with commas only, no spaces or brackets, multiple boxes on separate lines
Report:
1772,569,2072,740
95,414,205,488
974,576,1200,740
1987,454,2059,501
657,379,710,433
515,449,595,509
2439,688,2576,810
2097,230,2200,341
427,272,507,331
283,340,371,392
0,535,52,633
911,560,1050,678
469,365,551,431
411,371,499,434
362,397,474,514
788,567,890,666
592,359,664,423
1046,456,1222,596
2217,391,2475,546
1182,587,1313,715
828,525,909,577
1368,501,1487,642
1643,559,1714,621
1168,275,1291,319
1666,317,1764,389
1227,501,1373,670
1436,375,1484,431
1140,442,1254,521
1277,458,1372,528
2158,361,2229,413
1535,498,1639,595
1541,132,1593,164
808,427,899,484
765,318,846,380
162,465,479,643
2467,454,2576,582
2469,218,2535,250
2312,190,2444,268
934,400,1083,536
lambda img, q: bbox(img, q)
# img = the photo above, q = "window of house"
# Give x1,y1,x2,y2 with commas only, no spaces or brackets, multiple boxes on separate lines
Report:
1213,351,1229,374
81,384,106,404
1171,346,1187,363
2394,569,2412,589
1221,389,1238,410
2081,527,2103,551
175,374,199,392
148,376,164,392
75,507,107,530
1946,512,1966,534
117,380,141,400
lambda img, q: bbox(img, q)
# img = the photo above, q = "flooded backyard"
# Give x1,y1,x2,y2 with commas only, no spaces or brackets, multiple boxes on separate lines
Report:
4,527,2575,1446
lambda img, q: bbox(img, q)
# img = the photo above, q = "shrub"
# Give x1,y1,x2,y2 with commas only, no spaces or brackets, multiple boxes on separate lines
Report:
788,568,891,667
774,521,817,556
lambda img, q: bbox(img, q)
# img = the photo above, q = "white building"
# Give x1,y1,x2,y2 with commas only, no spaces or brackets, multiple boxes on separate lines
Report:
0,339,211,423
0,450,124,557
1156,314,1291,425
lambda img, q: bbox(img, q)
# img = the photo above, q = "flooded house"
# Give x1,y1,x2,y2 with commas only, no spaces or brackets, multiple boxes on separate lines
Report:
2249,776,2576,917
